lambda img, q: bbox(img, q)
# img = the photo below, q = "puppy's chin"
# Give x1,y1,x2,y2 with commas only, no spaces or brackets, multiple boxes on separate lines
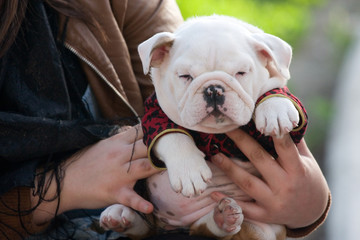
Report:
186,115,241,134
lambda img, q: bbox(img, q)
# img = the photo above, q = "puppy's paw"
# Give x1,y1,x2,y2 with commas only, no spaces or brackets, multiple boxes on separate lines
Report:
100,204,137,232
167,157,212,197
255,97,299,137
214,198,243,234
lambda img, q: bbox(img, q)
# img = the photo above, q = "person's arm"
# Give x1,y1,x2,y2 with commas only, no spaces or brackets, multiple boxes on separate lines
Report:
0,111,122,200
0,112,117,164
0,125,160,239
210,129,330,237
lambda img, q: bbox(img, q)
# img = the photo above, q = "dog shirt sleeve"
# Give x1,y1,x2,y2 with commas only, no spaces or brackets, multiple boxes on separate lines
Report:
142,93,193,169
255,86,308,143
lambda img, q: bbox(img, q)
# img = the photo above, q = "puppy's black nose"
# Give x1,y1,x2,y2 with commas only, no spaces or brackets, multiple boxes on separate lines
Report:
203,85,225,107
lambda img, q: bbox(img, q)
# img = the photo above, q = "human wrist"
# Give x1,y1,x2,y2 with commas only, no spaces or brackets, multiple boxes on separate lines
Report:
31,154,79,225
286,191,331,238
31,170,62,225
286,177,330,229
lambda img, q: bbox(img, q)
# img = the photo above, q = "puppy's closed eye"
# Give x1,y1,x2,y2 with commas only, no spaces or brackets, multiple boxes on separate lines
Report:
236,71,246,76
179,74,193,81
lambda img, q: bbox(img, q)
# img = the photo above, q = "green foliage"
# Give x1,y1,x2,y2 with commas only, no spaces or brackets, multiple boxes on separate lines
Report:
176,0,325,47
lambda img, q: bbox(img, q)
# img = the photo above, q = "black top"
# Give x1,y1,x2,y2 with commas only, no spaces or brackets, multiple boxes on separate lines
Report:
0,0,121,195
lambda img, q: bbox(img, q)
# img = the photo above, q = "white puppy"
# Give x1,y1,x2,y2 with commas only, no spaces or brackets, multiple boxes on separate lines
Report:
100,15,307,240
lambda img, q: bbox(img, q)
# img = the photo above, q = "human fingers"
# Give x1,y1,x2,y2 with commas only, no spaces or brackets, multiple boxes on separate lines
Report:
297,138,313,158
272,133,303,173
115,124,144,144
127,139,148,160
211,153,271,200
210,191,229,203
210,191,268,223
116,188,154,214
226,129,285,183
126,157,161,180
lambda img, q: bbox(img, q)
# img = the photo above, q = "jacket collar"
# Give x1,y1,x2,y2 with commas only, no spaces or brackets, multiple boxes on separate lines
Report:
57,0,142,119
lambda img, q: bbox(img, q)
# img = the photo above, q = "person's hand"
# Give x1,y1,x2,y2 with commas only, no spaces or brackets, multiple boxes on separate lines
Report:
32,125,160,225
210,129,329,229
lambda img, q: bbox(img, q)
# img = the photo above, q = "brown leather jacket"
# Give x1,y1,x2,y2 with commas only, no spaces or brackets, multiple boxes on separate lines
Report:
59,0,183,119
0,0,183,238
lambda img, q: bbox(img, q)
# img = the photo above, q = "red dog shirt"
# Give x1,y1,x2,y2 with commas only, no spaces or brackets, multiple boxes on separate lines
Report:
142,87,308,168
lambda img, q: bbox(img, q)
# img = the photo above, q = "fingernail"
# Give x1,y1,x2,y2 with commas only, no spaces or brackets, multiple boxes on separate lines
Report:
122,217,130,226
260,128,264,134
141,203,150,213
227,226,236,232
211,191,221,198
211,192,224,202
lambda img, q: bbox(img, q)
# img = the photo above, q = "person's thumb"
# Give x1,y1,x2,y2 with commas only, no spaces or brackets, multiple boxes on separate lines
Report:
116,188,153,214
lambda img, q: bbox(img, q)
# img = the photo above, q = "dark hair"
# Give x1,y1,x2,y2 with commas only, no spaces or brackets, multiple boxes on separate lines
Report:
0,0,28,58
0,1,106,238
0,0,104,58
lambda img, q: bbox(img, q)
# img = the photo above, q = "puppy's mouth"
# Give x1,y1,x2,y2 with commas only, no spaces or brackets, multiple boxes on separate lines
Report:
211,111,226,123
201,107,235,129
180,87,253,131
178,72,255,132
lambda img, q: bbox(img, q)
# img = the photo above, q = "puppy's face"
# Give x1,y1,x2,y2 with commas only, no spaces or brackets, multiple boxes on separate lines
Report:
139,15,292,134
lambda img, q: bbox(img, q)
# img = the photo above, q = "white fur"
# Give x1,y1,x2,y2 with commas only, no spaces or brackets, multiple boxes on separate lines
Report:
101,15,295,239
138,15,293,134
192,198,244,237
154,133,212,196
138,15,296,196
255,97,300,137
100,204,149,236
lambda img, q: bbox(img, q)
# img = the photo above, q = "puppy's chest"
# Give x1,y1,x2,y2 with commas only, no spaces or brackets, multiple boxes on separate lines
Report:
192,131,247,160
190,121,277,161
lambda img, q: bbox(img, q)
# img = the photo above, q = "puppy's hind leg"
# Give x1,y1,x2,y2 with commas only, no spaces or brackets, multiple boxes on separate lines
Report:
231,222,286,240
190,198,243,239
100,204,151,240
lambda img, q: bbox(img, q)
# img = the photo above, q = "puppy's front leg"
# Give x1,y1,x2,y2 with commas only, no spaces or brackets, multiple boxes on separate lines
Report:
153,133,212,197
255,97,300,137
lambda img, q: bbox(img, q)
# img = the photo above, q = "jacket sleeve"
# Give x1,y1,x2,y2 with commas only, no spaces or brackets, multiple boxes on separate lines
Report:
0,112,121,194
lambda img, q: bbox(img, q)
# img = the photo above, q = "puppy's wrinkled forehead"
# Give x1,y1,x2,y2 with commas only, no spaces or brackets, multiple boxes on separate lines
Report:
172,21,253,72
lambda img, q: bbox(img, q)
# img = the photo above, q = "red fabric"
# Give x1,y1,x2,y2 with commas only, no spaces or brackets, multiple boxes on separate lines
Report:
142,87,307,168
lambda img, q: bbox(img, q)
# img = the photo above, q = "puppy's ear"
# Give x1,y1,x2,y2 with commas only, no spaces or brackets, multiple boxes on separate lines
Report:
138,32,175,75
251,33,292,81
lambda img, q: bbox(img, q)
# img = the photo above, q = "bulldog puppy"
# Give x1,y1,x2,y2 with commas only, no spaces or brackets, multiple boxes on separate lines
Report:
100,15,307,240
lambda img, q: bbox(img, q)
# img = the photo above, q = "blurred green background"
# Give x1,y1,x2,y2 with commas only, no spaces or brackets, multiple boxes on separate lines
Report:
175,1,360,239
176,0,325,47
175,0,353,155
